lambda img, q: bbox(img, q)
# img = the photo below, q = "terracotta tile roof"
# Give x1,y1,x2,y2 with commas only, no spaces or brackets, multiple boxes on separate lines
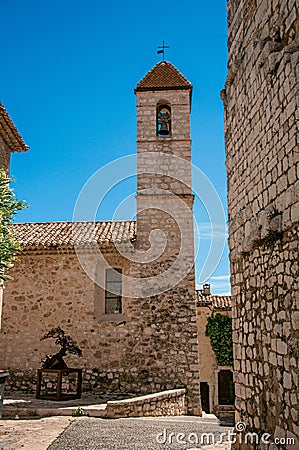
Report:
135,61,192,92
196,290,231,310
11,221,136,248
0,102,28,152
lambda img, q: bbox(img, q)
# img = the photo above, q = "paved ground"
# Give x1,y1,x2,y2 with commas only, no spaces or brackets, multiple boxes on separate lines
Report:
1,392,233,449
0,416,73,450
0,415,232,450
48,416,233,450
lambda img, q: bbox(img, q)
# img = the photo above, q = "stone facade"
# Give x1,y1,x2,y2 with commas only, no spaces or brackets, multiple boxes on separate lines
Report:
223,0,298,447
1,227,200,414
0,62,201,415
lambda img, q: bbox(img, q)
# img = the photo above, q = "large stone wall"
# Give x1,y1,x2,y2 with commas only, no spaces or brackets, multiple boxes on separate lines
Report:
223,0,298,447
0,245,200,413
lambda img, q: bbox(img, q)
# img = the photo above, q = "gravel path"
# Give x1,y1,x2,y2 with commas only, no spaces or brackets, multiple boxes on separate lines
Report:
47,416,233,450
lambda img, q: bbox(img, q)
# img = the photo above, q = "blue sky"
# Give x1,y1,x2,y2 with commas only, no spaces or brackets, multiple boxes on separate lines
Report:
1,0,230,294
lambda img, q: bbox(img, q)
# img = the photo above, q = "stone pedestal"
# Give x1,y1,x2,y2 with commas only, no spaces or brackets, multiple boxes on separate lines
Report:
36,368,82,401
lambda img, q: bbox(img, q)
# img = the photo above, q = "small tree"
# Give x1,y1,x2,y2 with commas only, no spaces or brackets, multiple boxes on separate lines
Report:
41,327,82,369
0,168,27,281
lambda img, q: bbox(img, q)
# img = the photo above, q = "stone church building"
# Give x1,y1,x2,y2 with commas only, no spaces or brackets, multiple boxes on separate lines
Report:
1,62,205,414
0,61,235,418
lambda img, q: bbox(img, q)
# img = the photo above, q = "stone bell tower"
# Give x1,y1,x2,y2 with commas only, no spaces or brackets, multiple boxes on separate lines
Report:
134,61,201,414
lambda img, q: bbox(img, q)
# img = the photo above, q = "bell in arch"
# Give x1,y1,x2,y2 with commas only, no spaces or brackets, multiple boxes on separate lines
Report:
157,105,171,136
159,121,169,135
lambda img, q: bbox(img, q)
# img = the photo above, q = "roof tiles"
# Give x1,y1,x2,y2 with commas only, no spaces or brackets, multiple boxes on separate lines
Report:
196,290,231,310
11,221,136,248
0,102,28,152
135,61,192,92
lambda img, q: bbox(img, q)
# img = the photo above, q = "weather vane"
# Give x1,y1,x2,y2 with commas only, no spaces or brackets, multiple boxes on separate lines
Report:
157,40,170,61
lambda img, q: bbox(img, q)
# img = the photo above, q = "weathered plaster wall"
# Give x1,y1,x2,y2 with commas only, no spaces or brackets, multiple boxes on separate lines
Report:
223,0,298,447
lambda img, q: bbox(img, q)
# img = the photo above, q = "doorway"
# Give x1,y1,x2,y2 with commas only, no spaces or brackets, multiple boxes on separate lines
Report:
218,370,234,405
200,382,210,413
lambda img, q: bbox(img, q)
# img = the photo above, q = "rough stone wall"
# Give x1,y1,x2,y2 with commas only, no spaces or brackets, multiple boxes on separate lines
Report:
0,135,11,171
0,249,130,372
223,0,298,447
105,388,187,418
1,243,200,413
196,305,232,414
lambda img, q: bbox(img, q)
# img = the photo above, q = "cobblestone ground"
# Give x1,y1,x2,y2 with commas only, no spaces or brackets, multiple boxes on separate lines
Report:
47,416,233,450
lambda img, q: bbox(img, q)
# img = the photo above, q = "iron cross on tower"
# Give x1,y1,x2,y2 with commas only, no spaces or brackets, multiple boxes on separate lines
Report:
157,41,170,61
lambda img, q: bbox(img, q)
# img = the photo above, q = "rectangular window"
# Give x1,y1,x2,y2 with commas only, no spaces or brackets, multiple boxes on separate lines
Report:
105,268,122,314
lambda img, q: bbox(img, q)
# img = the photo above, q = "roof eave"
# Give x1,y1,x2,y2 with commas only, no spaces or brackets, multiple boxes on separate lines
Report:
0,102,29,152
11,144,29,153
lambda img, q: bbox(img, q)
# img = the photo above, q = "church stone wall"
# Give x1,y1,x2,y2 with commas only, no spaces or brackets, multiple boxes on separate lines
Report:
223,0,298,447
0,246,200,414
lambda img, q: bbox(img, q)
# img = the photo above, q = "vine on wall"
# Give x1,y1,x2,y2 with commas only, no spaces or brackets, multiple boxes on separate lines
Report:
205,314,233,367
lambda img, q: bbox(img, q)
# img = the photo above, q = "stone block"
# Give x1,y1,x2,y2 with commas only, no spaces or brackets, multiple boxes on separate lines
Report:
277,340,288,355
283,372,292,390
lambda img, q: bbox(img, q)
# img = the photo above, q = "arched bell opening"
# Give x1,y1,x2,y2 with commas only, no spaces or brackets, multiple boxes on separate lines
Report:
156,103,171,136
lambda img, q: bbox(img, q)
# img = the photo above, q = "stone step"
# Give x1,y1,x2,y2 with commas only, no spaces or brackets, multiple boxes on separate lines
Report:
3,389,187,419
2,403,107,419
